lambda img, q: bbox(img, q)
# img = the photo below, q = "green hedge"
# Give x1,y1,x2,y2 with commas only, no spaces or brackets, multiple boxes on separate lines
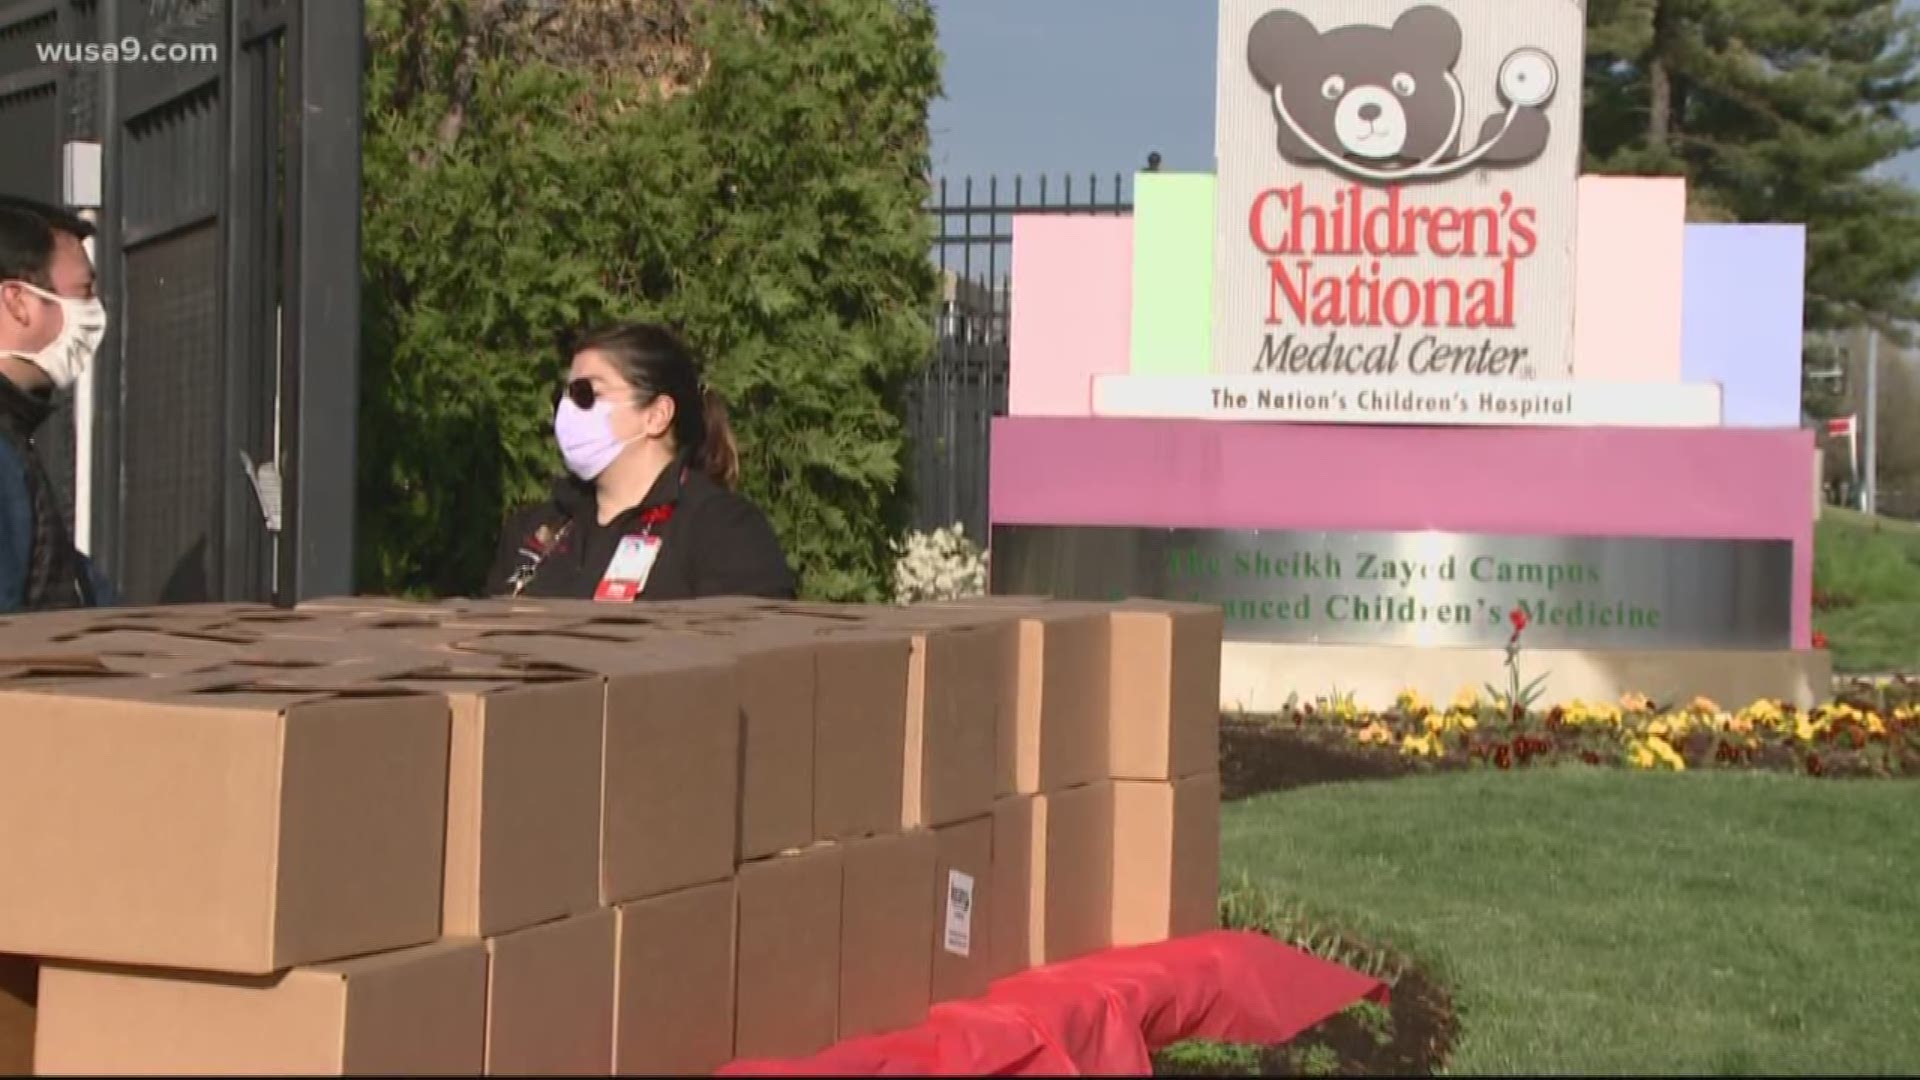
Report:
358,0,941,600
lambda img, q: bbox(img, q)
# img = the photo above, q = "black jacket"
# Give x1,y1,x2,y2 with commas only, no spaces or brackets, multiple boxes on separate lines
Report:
0,377,106,612
485,458,797,602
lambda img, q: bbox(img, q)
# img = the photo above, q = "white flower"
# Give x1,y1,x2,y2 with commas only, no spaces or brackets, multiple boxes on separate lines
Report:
890,525,990,604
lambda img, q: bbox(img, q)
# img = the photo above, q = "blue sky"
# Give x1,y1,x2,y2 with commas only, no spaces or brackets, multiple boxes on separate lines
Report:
928,0,1920,188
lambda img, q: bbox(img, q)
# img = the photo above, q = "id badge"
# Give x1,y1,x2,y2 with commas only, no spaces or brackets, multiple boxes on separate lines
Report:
594,534,662,603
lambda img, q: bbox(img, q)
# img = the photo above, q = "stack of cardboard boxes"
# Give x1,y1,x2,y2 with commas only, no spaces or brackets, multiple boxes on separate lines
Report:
0,595,1222,1075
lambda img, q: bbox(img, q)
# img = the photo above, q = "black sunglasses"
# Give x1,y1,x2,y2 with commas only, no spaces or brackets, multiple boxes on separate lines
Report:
553,378,599,411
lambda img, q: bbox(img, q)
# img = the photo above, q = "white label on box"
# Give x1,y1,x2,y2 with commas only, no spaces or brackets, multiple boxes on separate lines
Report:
943,870,975,957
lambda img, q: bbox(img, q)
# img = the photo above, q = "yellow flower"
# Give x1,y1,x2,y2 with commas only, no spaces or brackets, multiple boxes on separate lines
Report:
1647,736,1686,770
1628,735,1686,771
1395,688,1431,715
1687,695,1721,716
1734,699,1785,733
1400,732,1443,757
1357,720,1395,746
1423,713,1446,734
1450,686,1482,714
1620,692,1655,714
1566,700,1626,727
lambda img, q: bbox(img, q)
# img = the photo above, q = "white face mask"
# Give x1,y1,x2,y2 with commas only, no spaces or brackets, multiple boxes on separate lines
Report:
3,281,107,392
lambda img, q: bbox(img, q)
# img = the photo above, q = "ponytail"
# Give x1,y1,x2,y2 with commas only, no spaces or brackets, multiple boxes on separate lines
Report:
698,385,741,491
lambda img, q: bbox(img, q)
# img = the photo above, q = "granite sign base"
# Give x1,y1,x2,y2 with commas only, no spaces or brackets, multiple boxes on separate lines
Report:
1216,640,1831,713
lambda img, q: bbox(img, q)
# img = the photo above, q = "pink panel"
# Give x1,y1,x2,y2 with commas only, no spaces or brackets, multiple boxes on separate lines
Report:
1008,215,1133,417
1573,176,1687,382
990,418,1815,646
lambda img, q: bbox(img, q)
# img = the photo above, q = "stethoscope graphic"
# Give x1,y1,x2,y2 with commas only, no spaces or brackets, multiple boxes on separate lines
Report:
1270,47,1557,183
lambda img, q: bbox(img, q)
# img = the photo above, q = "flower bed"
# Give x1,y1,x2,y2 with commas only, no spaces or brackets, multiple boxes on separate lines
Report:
1243,677,1920,780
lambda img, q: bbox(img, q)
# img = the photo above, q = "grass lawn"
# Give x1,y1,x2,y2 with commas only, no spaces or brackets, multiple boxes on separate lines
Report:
1222,769,1920,1074
1816,509,1920,674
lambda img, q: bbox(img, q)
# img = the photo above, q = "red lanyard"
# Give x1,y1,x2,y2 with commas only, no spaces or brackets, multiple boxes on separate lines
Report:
635,501,675,533
630,465,687,537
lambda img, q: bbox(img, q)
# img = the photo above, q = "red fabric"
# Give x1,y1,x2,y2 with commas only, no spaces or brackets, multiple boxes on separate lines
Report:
719,931,1388,1077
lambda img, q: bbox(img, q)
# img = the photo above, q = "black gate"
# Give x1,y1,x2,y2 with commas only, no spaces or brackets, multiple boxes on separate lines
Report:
0,1,73,203
0,0,99,566
3,0,361,606
914,172,1132,542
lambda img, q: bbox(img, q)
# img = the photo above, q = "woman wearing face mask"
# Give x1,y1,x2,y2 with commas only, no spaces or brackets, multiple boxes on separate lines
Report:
486,322,797,601
0,198,114,613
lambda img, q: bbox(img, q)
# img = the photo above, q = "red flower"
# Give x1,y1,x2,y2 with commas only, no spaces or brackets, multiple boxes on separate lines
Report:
1806,754,1825,777
1812,631,1830,650
1509,608,1529,634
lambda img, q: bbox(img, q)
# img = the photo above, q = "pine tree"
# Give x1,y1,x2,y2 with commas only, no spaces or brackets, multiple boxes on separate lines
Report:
1585,0,1920,332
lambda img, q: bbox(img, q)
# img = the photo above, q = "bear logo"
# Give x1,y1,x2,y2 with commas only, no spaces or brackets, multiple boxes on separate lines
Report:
1247,5,1556,184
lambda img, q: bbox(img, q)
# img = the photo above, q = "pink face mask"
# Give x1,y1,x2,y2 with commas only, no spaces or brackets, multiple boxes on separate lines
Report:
553,397,636,480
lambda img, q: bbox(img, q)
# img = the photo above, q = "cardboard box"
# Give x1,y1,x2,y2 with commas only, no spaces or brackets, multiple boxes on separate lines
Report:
228,650,466,686
453,629,680,665
899,619,1006,828
97,654,229,676
1043,782,1116,965
1109,603,1223,781
0,658,114,689
803,608,1002,828
2,626,257,662
34,940,488,1076
978,606,1111,794
813,632,909,842
840,831,937,1040
295,596,446,616
736,846,843,1060
989,796,1040,979
70,602,275,625
0,955,33,1077
930,816,994,1004
732,639,817,860
596,654,741,904
615,880,736,1076
484,910,616,1075
1112,776,1221,947
382,673,602,938
0,680,450,973
247,618,481,655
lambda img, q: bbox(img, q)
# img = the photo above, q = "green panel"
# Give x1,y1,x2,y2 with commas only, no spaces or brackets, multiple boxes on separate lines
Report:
1130,173,1216,375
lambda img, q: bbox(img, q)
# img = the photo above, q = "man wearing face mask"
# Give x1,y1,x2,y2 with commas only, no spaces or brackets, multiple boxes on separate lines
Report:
0,199,115,613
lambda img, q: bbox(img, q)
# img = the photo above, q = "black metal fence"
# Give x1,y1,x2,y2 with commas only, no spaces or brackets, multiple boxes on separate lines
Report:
910,172,1133,542
0,0,362,606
